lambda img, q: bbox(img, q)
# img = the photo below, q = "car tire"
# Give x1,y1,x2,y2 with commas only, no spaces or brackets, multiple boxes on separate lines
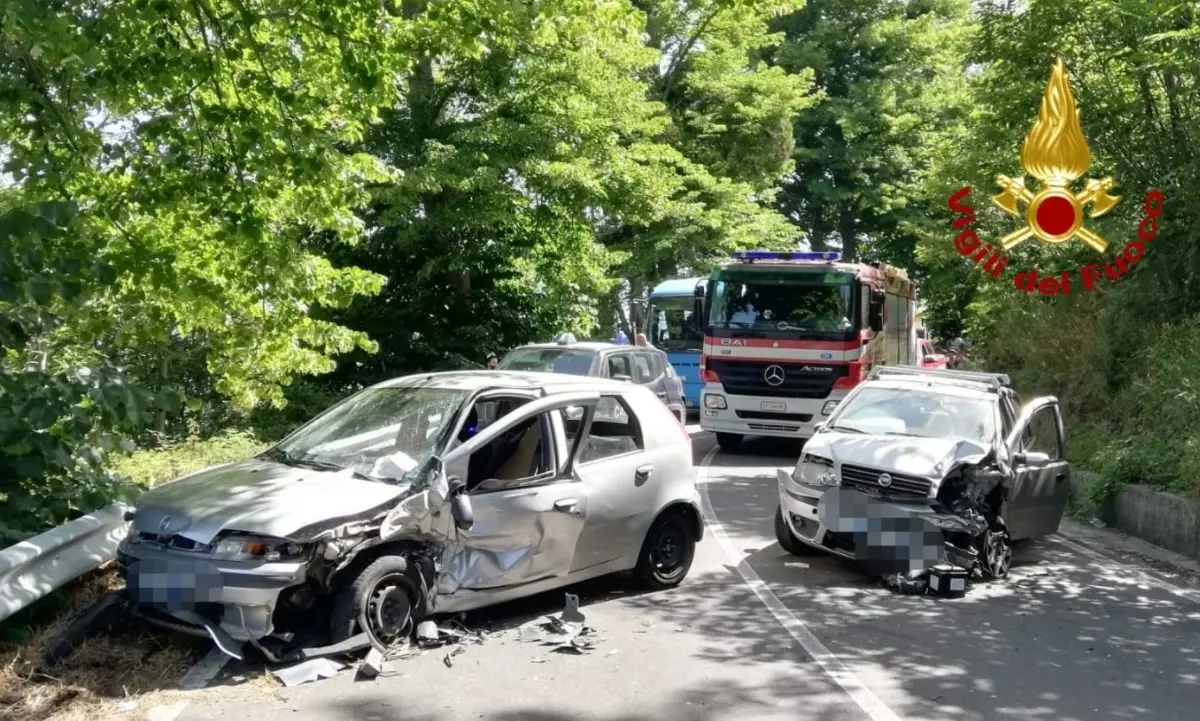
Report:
774,506,813,556
978,518,1013,580
635,512,696,590
716,432,743,452
330,556,423,647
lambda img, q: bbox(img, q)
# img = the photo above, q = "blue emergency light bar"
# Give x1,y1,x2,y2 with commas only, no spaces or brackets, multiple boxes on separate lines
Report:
731,251,842,263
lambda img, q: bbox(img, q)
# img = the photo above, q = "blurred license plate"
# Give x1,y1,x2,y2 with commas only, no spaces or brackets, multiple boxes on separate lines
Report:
761,401,786,412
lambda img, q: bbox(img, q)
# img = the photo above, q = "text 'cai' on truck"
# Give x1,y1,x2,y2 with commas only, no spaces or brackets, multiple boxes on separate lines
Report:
691,251,918,451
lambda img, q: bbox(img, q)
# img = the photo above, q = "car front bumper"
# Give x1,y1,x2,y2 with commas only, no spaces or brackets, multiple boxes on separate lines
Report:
117,538,311,652
776,471,970,572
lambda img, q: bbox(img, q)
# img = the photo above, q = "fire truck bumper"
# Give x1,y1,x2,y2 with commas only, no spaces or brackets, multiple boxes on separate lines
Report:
697,385,846,439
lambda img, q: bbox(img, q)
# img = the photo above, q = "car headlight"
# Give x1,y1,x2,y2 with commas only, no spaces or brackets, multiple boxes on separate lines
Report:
703,394,727,410
211,533,311,562
793,454,839,487
821,400,839,416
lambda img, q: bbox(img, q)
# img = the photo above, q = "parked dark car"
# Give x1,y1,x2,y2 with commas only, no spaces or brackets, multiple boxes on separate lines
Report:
499,336,688,423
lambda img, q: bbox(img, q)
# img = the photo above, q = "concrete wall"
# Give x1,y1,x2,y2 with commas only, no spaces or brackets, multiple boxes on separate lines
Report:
1070,471,1200,561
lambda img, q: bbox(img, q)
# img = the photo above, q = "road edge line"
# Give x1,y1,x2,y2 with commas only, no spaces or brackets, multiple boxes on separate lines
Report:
1050,533,1200,605
697,447,905,721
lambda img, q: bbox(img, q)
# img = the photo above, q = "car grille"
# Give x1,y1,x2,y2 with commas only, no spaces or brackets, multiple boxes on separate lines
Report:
734,410,813,423
840,464,932,500
709,360,847,399
135,532,211,553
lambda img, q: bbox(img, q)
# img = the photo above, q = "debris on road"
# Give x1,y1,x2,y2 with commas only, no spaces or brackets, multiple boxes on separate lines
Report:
272,658,347,687
516,593,603,657
443,646,466,667
357,648,390,680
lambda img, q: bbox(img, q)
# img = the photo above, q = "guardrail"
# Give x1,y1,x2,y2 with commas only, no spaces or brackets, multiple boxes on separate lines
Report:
0,503,133,623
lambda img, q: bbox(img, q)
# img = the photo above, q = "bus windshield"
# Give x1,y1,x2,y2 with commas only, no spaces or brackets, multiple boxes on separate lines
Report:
648,295,703,353
708,270,856,333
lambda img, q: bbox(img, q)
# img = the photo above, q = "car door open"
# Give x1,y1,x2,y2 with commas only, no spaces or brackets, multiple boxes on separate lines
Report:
1003,396,1070,540
435,391,601,593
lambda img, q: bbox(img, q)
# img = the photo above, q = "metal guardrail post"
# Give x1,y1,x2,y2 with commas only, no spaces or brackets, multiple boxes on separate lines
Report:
0,502,134,623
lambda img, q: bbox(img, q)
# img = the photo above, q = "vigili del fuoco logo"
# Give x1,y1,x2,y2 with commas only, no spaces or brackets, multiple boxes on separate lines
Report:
947,59,1164,296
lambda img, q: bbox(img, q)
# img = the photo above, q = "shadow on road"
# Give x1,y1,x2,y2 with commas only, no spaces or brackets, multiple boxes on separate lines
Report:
698,444,1200,721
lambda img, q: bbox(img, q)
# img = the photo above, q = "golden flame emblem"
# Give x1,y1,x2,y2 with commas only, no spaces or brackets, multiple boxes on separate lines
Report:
992,59,1120,252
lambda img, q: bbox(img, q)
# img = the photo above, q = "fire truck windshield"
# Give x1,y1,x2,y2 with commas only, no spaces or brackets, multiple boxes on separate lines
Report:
707,271,856,334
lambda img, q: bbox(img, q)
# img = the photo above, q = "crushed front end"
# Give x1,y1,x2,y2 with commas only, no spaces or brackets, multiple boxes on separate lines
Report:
778,440,1014,595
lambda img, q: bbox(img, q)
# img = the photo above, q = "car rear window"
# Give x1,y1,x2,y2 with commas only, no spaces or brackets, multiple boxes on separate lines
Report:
499,348,594,375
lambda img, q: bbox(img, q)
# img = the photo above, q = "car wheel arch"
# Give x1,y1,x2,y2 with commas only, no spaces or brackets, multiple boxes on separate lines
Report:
651,501,704,543
328,539,436,596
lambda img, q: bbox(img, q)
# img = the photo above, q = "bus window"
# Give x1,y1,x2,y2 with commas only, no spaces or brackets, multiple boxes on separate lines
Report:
648,295,703,353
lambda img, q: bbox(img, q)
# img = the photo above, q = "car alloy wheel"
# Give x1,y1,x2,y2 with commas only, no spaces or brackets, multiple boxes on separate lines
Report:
980,528,1012,580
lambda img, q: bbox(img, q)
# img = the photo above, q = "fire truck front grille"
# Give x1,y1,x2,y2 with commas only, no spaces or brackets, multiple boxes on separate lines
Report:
709,360,847,399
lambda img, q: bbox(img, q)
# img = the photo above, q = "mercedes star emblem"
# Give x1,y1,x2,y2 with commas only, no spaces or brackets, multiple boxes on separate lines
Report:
877,473,893,488
158,516,172,533
763,365,786,387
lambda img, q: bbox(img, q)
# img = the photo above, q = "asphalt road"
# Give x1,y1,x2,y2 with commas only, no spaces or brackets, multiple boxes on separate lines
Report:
177,430,1200,721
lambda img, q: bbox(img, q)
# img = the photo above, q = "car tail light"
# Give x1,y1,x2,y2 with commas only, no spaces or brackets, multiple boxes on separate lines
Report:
700,355,719,383
833,361,865,389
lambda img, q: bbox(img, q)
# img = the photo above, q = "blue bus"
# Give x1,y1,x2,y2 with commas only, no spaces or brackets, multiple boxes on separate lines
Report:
646,277,706,411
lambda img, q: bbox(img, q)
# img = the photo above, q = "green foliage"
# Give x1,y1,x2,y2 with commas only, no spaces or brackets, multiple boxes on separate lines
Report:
773,0,975,262
0,0,434,537
915,0,1200,498
112,429,267,489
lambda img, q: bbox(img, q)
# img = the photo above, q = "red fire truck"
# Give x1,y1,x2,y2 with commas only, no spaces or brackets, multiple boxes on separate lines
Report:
692,251,918,451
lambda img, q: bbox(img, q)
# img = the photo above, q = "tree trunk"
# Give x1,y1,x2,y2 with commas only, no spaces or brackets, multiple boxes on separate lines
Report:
838,209,858,261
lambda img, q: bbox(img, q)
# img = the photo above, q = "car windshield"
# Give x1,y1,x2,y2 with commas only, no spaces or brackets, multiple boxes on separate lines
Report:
708,271,855,332
828,386,996,443
649,295,703,352
499,348,594,375
265,386,470,483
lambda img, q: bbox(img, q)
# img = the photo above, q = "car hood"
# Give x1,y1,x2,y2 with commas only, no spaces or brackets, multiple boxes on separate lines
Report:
804,432,993,480
131,459,410,545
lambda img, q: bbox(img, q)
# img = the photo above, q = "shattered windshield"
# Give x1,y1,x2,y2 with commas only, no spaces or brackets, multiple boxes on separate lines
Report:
265,387,470,483
498,348,595,375
829,386,996,443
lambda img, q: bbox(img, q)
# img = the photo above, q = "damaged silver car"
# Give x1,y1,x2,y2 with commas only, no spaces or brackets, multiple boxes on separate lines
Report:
774,365,1070,593
51,372,703,665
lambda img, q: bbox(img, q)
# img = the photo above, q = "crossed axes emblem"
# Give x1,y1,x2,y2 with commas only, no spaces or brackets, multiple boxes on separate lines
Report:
992,176,1121,253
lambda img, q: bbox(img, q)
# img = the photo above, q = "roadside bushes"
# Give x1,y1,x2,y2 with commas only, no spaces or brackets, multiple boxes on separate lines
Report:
967,289,1200,504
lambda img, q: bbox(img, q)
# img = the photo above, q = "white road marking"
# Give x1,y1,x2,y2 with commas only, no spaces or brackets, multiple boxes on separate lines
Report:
697,447,906,721
1049,535,1200,606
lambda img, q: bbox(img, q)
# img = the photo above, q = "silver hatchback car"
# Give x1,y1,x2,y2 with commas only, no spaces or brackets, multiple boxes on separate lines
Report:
111,372,702,661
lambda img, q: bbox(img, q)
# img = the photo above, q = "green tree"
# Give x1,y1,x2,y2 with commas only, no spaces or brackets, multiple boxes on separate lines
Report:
773,0,974,263
0,0,458,536
601,0,813,328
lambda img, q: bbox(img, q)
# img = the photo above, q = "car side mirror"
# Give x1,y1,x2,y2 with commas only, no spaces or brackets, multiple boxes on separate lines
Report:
447,476,474,530
1013,450,1050,468
613,374,633,383
812,421,826,433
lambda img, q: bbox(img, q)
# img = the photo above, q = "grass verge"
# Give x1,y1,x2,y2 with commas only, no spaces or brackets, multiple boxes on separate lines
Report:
0,567,209,721
113,431,269,489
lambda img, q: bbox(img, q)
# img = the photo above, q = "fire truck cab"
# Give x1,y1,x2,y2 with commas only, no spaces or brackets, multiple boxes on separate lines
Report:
693,251,918,451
